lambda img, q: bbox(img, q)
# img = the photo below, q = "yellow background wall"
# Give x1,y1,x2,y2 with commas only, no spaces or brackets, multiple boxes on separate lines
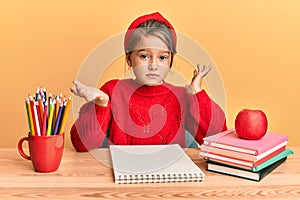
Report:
1,0,299,148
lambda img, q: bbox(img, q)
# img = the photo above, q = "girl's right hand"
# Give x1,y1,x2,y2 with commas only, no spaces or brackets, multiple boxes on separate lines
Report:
70,80,109,106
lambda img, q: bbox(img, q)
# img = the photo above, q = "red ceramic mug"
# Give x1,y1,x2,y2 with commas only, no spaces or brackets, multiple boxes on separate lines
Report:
18,133,64,173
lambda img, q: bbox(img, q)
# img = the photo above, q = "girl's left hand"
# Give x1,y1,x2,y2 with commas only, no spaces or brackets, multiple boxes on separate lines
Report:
186,64,212,94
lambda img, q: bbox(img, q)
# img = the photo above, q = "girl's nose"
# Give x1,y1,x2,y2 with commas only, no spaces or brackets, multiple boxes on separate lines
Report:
148,57,158,70
148,62,158,70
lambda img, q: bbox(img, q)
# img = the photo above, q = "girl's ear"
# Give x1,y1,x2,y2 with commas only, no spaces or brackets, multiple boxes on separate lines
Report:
126,54,132,67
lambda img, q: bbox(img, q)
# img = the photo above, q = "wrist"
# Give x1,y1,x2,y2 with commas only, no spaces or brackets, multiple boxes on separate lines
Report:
93,96,108,107
186,85,202,94
194,88,202,93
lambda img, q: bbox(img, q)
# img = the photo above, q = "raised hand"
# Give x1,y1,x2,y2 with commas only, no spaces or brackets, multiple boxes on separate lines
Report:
70,80,109,106
186,64,212,94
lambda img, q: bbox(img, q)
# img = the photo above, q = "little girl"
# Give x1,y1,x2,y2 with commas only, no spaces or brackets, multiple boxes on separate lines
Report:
70,12,227,152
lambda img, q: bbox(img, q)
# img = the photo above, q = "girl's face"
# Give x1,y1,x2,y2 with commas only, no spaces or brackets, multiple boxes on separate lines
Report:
127,35,171,86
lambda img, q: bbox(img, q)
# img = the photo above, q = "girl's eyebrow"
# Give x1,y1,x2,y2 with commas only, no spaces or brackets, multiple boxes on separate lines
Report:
137,49,170,54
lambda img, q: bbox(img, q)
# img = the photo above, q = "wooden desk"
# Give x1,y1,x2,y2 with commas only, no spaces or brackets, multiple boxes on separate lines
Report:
0,147,299,200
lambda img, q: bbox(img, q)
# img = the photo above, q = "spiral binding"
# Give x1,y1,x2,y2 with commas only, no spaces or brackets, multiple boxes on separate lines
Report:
115,173,204,184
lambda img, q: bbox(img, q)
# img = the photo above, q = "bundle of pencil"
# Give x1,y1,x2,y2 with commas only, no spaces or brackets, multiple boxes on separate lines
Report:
25,87,71,136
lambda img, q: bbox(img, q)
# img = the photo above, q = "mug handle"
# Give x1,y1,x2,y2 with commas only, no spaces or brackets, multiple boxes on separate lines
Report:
18,136,31,160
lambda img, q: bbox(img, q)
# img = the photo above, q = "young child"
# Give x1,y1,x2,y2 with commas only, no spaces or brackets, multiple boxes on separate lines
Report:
70,12,227,152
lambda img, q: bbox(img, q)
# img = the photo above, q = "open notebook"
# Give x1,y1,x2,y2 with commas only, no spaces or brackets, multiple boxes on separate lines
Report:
110,144,205,184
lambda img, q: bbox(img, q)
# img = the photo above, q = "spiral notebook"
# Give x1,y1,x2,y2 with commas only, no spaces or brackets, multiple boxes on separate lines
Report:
109,144,205,184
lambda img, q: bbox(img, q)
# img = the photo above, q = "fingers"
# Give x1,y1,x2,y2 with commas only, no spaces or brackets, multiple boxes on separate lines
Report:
196,64,207,72
71,80,83,96
195,64,212,77
73,80,84,87
197,64,211,72
71,86,82,97
204,65,212,73
202,65,212,77
71,80,88,98
71,80,104,102
70,86,77,94
70,80,108,105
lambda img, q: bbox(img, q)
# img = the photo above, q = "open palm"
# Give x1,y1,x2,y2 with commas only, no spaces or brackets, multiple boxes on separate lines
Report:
186,64,212,94
70,80,109,106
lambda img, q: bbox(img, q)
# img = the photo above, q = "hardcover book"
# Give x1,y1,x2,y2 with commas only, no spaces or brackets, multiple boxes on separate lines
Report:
205,149,294,172
203,129,288,155
200,141,287,162
207,157,287,181
200,146,286,168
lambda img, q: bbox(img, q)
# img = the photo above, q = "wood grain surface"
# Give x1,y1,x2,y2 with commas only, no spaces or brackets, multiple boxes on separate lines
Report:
0,147,299,200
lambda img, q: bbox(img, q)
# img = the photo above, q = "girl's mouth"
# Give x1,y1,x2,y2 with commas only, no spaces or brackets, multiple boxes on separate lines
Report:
146,74,160,78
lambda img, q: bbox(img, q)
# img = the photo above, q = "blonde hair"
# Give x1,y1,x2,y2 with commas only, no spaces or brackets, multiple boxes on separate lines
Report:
125,20,177,67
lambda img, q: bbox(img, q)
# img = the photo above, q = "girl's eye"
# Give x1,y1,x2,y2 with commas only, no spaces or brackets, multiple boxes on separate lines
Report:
140,54,148,59
160,55,168,60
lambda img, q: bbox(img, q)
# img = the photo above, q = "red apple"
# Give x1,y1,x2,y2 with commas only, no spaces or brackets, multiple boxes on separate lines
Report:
235,109,268,140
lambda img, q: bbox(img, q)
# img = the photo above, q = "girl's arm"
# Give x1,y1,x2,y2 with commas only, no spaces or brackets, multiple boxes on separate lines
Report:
185,90,227,145
70,101,112,152
70,81,112,152
185,65,227,145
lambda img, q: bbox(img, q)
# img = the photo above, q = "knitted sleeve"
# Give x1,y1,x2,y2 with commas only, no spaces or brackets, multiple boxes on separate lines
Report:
185,90,227,145
70,102,112,152
70,83,113,152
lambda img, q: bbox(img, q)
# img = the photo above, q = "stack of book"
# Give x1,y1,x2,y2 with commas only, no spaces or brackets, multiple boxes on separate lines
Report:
200,129,293,181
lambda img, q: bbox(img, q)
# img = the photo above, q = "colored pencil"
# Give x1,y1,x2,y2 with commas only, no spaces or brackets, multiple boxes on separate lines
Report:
42,87,47,104
57,98,66,134
53,101,63,135
47,99,55,136
25,98,34,135
52,96,60,131
25,88,70,137
38,94,44,122
33,101,41,136
59,96,71,134
36,97,43,134
35,87,40,102
29,96,38,136
41,101,48,136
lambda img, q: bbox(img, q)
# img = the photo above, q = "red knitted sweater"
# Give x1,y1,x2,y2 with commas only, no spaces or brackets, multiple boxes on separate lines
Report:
70,79,227,152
